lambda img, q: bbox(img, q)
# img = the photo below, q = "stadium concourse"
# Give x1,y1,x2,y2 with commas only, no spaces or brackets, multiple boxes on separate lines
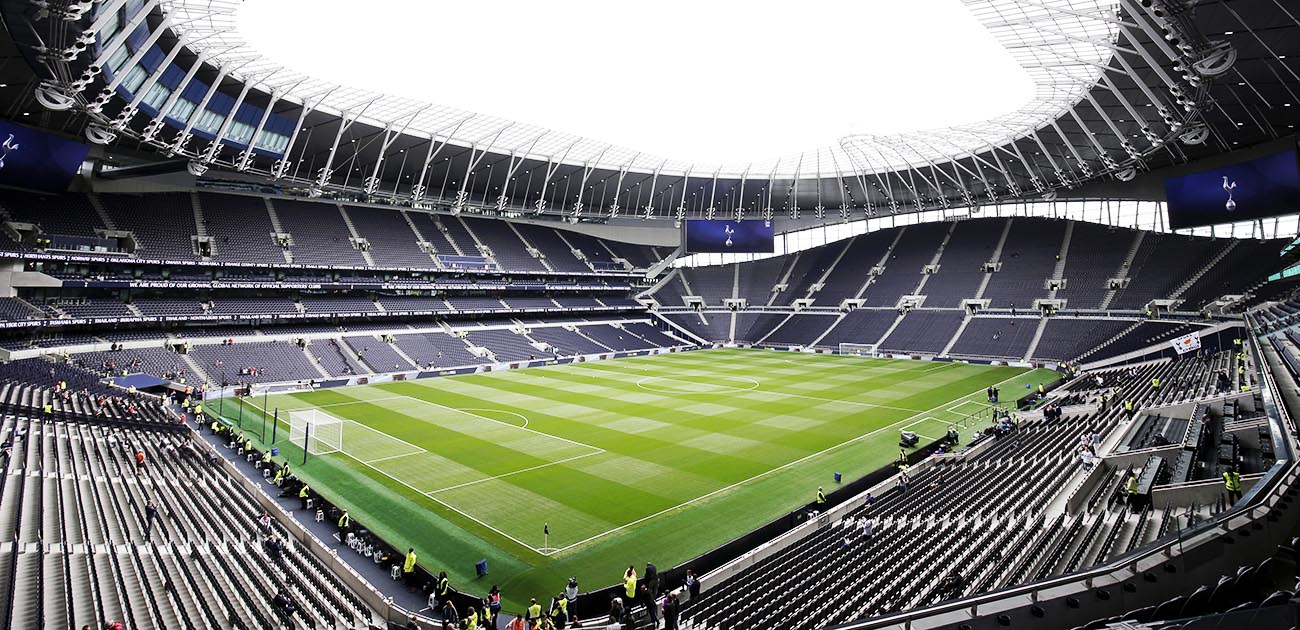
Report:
5,0,1300,628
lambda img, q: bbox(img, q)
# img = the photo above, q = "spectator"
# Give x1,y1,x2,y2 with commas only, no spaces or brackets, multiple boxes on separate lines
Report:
565,577,579,622
271,589,297,624
143,499,161,541
527,597,543,625
402,548,418,591
684,568,700,600
622,565,637,600
439,599,458,630
487,584,503,626
663,591,680,630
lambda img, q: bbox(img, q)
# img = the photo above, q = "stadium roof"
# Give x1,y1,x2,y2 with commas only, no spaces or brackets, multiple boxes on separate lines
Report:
166,0,1115,178
4,0,1298,224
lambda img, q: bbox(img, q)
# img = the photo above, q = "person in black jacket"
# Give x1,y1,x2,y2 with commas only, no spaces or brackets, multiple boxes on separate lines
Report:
662,592,680,630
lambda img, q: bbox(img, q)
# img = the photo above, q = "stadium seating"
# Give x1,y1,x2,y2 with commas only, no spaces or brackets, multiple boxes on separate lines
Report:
272,199,369,267
198,192,286,264
99,193,199,260
879,311,965,354
948,317,1038,359
684,352,1236,629
980,219,1066,308
0,414,377,629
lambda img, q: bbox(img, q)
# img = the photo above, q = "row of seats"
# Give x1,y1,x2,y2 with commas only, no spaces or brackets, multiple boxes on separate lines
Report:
0,415,378,629
684,352,1237,629
651,217,1279,311
0,190,669,273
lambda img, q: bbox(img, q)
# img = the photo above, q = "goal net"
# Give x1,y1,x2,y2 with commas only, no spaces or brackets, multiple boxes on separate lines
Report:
289,409,345,456
839,343,878,357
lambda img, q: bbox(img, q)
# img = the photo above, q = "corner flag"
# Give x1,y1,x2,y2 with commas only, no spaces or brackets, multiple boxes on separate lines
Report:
544,523,549,535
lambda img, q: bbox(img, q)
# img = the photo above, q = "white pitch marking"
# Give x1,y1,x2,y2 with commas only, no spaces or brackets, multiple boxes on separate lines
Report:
542,369,1034,556
237,398,548,554
456,408,530,429
377,390,604,454
425,450,607,494
634,375,760,395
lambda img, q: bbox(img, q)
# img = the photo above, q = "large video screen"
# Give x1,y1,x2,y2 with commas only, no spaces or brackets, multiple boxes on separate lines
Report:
0,119,89,192
684,220,775,254
1165,149,1300,230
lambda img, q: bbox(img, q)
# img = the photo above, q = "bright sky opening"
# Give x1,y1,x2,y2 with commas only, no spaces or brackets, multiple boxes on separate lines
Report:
236,0,1035,166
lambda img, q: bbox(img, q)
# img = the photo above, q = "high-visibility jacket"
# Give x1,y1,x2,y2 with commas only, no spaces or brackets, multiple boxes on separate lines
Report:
438,576,449,596
1124,401,1134,411
338,513,350,529
624,574,637,598
817,489,826,504
1223,471,1242,492
298,485,310,499
527,603,542,619
1037,384,1045,394
1152,378,1160,388
403,551,417,573
1127,476,1139,495
465,611,478,630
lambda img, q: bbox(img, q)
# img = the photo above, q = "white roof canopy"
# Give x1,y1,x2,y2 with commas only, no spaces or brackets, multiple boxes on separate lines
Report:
163,0,1120,178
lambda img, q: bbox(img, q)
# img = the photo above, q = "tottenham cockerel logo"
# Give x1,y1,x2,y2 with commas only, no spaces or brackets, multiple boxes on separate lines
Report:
0,134,19,170
724,225,735,248
1223,175,1237,212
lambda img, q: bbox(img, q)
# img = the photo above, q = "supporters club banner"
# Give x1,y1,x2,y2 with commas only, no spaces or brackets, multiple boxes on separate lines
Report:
1170,332,1202,355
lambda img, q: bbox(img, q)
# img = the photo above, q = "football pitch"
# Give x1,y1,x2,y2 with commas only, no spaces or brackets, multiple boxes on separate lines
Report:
215,348,1055,607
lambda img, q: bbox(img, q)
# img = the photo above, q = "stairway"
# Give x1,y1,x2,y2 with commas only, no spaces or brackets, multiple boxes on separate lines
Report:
179,354,212,385
809,312,847,347
87,194,117,230
509,222,555,272
1022,317,1051,361
336,205,375,266
768,252,804,307
805,236,858,302
386,337,421,369
190,193,207,238
300,344,332,378
1169,240,1239,301
264,199,293,264
456,216,497,266
1074,319,1145,363
974,219,1014,300
334,337,374,374
876,310,909,350
731,264,741,301
553,229,593,272
1047,221,1074,300
433,218,465,256
914,221,957,295
401,210,441,264
1100,232,1145,310
853,227,907,300
125,303,144,318
940,313,972,357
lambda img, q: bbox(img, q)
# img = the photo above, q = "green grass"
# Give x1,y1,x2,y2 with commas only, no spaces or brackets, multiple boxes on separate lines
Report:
212,348,1056,611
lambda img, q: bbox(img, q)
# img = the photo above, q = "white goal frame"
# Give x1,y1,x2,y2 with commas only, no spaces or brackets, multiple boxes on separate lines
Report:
839,343,879,357
289,409,345,456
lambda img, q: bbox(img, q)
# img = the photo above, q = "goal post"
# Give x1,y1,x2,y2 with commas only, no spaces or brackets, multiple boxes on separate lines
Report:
839,343,878,357
289,409,345,458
